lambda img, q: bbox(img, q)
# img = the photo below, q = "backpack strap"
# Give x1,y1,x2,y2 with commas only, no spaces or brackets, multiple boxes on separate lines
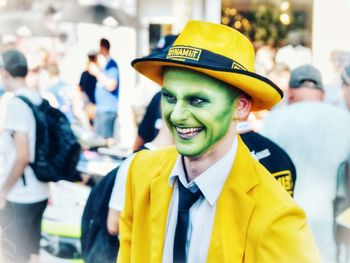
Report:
15,96,38,186
9,125,27,186
16,95,34,107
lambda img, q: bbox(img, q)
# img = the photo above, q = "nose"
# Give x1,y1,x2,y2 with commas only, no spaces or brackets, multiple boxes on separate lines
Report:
170,101,190,125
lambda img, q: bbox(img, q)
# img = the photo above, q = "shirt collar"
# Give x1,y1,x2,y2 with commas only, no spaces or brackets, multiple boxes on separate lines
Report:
168,136,238,206
14,87,31,95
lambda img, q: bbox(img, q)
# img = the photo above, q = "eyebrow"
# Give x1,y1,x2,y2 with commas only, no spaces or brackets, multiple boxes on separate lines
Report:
161,87,173,95
162,87,209,97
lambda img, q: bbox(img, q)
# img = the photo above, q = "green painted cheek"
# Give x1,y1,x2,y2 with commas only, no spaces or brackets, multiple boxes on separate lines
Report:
197,112,233,155
161,99,173,130
179,100,234,157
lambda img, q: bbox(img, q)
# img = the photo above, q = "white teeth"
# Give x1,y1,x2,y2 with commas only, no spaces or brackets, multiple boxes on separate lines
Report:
176,127,202,133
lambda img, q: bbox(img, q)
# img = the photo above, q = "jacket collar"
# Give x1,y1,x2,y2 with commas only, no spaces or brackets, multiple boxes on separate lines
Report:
150,135,259,262
207,135,258,262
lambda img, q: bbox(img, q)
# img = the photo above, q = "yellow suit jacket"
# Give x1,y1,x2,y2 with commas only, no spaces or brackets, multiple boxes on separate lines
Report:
118,137,321,263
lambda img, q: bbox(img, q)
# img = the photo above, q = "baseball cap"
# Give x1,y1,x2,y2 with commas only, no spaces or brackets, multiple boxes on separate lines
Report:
0,49,28,77
289,64,323,90
341,64,350,85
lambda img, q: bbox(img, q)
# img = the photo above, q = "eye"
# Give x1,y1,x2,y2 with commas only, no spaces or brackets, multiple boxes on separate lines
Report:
162,91,177,104
189,96,207,106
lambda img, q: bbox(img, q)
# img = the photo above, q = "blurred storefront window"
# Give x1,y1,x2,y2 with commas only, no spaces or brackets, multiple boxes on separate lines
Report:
221,0,313,48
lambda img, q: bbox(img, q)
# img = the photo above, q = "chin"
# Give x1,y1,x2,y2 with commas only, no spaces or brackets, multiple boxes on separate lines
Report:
176,145,205,158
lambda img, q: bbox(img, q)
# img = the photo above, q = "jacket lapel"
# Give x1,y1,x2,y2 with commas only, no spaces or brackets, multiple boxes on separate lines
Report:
150,148,178,263
207,136,258,263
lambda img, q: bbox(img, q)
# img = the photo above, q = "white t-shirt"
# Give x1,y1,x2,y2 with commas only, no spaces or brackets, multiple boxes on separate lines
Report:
108,154,135,211
108,143,159,211
0,88,49,203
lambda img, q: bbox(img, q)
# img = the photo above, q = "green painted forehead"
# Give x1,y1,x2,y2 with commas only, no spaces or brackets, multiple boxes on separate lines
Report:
163,67,241,98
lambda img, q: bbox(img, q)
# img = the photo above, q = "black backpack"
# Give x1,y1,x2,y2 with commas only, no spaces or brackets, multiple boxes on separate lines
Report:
81,167,119,263
17,96,81,182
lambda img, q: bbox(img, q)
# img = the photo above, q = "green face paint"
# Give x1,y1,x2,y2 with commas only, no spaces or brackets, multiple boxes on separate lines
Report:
162,67,239,157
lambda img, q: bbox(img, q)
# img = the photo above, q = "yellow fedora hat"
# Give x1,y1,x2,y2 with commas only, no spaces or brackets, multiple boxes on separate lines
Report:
132,20,283,111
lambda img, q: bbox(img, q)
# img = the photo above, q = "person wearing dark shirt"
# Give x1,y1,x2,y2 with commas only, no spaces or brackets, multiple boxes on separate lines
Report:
238,121,296,196
133,91,162,150
79,71,97,104
79,51,98,104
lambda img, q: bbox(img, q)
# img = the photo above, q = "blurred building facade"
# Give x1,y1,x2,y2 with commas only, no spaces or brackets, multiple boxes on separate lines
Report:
0,0,349,148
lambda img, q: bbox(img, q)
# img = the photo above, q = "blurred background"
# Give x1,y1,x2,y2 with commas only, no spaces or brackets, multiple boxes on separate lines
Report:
0,0,350,262
0,0,348,149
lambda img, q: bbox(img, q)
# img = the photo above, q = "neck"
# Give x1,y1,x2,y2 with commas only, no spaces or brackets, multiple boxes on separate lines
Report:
183,122,236,182
9,78,27,92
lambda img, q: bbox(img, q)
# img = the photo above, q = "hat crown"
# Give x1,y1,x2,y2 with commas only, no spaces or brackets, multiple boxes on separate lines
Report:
173,20,255,72
131,20,283,111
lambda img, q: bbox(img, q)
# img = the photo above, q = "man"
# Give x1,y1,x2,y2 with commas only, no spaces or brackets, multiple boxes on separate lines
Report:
118,21,320,263
89,38,119,138
262,64,350,263
133,91,162,150
0,49,49,263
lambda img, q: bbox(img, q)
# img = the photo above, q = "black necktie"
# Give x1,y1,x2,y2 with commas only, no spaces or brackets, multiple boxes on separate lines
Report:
173,180,201,263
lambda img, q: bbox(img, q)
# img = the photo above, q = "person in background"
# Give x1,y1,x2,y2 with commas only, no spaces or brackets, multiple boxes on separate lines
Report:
275,31,312,70
341,64,350,111
324,50,350,109
238,120,296,196
254,44,276,76
46,63,75,122
89,38,119,139
78,51,98,124
267,63,290,108
133,91,162,151
0,49,49,263
45,63,91,130
261,64,350,263
117,20,320,263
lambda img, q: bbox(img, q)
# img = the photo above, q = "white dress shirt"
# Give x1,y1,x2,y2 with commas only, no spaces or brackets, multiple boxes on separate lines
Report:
162,136,238,263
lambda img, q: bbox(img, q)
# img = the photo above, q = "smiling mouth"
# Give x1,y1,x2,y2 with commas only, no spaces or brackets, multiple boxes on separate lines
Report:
175,126,204,139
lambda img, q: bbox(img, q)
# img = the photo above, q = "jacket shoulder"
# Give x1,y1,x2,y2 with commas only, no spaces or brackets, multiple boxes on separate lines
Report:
133,146,178,164
128,146,178,185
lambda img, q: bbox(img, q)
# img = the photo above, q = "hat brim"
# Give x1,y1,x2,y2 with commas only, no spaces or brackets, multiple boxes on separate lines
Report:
132,57,283,111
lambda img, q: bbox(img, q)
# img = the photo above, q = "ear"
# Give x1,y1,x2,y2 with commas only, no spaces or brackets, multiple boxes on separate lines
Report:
319,90,325,101
233,94,252,121
1,69,9,79
287,88,295,104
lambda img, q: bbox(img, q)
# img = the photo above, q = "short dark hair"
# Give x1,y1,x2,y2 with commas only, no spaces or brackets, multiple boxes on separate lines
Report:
100,38,110,51
0,49,28,77
87,50,97,62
